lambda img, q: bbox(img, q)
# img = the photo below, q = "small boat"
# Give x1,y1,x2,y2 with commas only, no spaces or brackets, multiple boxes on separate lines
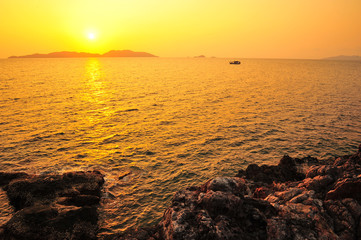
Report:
229,60,241,64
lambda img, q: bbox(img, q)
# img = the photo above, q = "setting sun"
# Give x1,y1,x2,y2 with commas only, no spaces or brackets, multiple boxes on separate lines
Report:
1,0,361,58
87,32,96,40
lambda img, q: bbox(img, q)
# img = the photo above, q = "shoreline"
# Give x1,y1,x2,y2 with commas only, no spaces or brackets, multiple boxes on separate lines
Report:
0,145,361,239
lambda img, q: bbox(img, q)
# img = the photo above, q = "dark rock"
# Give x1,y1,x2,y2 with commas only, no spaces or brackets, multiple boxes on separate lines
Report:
278,155,296,167
0,172,28,187
236,155,305,184
1,205,98,240
4,171,104,210
199,190,243,218
324,200,356,239
119,172,132,180
4,176,62,210
0,171,104,240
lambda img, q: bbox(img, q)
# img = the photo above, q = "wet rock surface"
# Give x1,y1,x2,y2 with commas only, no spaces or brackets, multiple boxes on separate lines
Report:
0,170,104,240
1,145,361,239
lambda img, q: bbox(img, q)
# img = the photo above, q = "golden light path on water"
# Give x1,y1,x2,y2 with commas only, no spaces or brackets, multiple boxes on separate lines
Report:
82,58,108,161
0,58,360,233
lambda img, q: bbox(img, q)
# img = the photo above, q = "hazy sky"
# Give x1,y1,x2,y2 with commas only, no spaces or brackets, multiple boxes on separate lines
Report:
1,0,361,58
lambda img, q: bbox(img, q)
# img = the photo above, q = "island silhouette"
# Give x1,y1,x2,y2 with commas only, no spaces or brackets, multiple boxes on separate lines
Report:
8,50,157,58
323,55,361,61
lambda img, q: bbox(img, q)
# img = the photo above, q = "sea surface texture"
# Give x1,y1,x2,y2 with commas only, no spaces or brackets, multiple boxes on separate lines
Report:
0,58,360,232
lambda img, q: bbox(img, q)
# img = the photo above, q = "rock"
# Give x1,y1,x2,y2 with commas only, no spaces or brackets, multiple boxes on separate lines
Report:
306,165,339,179
1,205,98,240
158,177,276,240
0,171,104,240
154,147,361,239
0,172,28,186
253,187,271,199
236,155,305,184
4,171,104,210
278,155,296,167
203,177,247,195
300,175,334,192
324,200,356,239
198,190,243,218
342,198,361,220
273,188,303,202
326,177,361,201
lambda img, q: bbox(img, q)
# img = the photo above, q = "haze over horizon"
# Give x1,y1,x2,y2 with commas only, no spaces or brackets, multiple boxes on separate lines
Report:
1,0,361,59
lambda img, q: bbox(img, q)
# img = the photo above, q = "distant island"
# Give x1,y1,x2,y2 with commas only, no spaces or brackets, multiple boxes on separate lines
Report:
323,55,361,61
8,50,157,58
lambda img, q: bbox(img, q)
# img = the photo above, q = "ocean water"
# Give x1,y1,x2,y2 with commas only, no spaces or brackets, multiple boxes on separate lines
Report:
0,57,361,232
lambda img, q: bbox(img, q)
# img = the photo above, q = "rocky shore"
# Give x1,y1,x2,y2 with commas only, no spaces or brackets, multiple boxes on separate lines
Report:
1,145,361,239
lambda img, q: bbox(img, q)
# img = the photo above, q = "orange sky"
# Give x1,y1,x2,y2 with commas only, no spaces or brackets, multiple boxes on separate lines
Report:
1,0,361,58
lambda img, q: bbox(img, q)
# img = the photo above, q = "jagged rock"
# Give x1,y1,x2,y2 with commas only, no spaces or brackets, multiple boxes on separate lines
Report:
300,175,334,192
158,177,276,240
306,165,339,179
155,145,361,240
326,177,361,201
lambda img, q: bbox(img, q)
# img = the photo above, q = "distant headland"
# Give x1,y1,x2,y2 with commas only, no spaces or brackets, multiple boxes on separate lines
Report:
8,50,157,58
323,55,361,61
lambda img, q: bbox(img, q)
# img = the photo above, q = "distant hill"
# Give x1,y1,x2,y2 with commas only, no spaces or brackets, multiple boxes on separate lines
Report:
323,55,361,61
102,50,156,57
9,50,157,58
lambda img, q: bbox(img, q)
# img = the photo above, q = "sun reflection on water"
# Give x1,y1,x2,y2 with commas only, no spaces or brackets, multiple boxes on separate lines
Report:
77,58,117,162
84,58,106,104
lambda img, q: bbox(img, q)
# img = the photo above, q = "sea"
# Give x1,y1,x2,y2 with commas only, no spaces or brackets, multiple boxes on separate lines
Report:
0,57,360,234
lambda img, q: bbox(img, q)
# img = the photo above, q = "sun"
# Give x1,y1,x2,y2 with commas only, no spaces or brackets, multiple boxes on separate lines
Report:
87,32,96,40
